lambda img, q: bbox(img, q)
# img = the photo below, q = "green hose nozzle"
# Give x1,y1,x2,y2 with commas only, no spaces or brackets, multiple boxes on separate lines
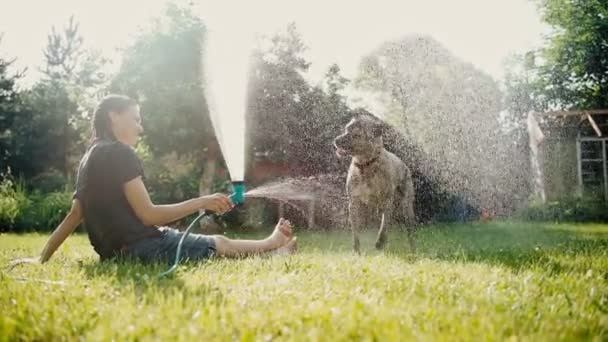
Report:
229,181,245,205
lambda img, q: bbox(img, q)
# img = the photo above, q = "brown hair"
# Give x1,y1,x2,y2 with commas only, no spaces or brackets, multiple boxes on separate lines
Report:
91,94,138,142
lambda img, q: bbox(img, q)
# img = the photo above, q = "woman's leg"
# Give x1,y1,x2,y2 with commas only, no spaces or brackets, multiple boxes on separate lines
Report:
212,218,297,257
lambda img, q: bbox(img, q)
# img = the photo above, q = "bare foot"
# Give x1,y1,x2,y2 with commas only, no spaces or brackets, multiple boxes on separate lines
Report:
272,237,298,256
267,218,293,249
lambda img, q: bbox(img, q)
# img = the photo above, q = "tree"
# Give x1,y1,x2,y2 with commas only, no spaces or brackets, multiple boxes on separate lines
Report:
111,5,212,158
6,17,107,182
507,1,608,114
323,63,349,100
503,52,545,119
501,51,545,154
535,0,608,110
247,25,353,177
0,35,28,174
247,23,311,170
355,35,527,214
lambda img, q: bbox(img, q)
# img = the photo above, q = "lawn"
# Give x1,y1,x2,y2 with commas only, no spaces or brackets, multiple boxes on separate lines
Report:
1,221,607,341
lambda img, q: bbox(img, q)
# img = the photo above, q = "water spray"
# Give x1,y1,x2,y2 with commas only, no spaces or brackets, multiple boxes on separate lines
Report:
157,16,255,278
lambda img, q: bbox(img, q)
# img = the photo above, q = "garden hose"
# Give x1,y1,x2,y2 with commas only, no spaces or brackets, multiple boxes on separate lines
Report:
157,185,245,278
156,210,210,278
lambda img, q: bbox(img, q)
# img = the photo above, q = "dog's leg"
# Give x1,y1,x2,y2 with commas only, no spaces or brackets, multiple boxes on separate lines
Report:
402,179,417,253
404,200,416,253
349,201,363,253
375,213,387,250
375,204,393,250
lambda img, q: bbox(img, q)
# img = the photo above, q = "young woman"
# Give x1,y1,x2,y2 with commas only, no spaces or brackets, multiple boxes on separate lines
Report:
12,94,296,266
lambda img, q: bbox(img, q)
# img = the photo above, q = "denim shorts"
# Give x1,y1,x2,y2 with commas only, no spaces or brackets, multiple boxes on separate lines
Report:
124,227,216,264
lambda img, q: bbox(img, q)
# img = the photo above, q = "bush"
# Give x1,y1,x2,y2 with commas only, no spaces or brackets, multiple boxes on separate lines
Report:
28,168,69,193
16,190,72,231
137,144,202,205
0,176,30,230
517,196,608,222
431,194,480,223
0,171,72,232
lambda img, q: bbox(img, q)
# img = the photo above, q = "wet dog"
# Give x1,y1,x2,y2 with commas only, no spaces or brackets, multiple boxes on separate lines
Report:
334,115,416,252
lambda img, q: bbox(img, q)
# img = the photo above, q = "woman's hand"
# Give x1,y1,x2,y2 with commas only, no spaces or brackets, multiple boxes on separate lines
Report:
200,193,233,214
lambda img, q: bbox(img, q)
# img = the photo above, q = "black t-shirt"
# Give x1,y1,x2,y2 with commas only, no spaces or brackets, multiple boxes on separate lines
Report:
74,140,161,259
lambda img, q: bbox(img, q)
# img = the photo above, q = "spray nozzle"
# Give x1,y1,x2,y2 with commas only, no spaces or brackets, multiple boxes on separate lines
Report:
229,181,245,205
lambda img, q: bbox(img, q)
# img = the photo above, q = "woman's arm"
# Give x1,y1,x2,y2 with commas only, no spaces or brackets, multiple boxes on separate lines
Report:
8,199,82,268
123,176,233,226
39,199,83,263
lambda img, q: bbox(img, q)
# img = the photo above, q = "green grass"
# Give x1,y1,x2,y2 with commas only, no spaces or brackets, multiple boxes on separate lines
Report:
1,221,607,341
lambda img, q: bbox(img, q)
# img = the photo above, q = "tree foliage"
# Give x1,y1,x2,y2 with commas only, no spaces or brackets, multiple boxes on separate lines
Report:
506,0,608,115
2,17,106,182
111,4,212,161
0,35,28,175
355,35,527,213
247,24,352,176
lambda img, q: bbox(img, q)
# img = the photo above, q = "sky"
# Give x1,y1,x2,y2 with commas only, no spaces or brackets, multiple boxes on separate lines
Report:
0,0,547,87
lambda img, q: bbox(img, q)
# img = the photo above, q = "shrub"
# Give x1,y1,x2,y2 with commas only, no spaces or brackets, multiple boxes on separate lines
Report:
0,169,72,232
0,176,30,231
517,196,608,222
16,190,72,231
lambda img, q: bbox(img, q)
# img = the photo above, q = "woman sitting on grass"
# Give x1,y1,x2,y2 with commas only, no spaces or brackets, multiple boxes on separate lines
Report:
13,94,297,265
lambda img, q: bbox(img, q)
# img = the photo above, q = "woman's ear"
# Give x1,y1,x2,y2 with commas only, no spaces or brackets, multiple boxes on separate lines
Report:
108,111,120,126
107,111,122,137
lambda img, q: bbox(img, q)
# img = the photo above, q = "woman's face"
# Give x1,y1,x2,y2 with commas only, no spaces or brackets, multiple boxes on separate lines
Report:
110,105,143,147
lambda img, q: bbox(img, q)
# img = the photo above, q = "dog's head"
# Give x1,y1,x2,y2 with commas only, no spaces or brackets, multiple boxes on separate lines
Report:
334,115,384,159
